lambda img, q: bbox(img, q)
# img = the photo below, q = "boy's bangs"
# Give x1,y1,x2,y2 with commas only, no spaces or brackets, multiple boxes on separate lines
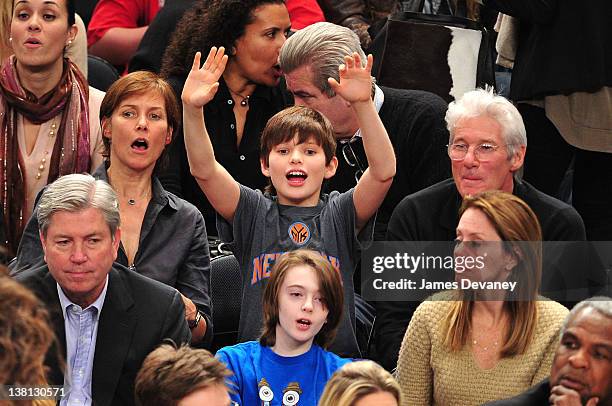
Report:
269,117,327,147
261,106,337,164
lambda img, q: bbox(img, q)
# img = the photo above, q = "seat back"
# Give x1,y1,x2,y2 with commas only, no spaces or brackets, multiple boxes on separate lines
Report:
87,55,119,92
210,254,243,351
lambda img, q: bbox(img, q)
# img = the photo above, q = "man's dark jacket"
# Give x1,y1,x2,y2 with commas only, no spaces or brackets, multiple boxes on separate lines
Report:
374,178,589,371
484,379,551,405
15,264,191,406
325,86,451,240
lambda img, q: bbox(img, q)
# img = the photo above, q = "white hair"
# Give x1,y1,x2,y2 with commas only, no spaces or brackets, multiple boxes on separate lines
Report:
38,173,120,238
446,87,527,159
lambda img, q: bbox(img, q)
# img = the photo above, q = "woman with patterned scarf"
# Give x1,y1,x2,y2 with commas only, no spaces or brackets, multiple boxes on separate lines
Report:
0,0,104,256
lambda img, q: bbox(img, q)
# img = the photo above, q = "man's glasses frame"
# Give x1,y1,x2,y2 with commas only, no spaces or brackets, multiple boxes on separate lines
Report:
446,142,513,162
341,137,366,183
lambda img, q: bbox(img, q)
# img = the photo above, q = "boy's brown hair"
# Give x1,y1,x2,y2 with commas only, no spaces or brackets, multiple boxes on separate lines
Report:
260,106,337,166
259,249,344,349
135,343,231,406
260,106,337,195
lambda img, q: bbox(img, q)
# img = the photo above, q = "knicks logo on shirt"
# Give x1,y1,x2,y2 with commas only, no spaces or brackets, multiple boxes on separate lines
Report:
288,222,310,246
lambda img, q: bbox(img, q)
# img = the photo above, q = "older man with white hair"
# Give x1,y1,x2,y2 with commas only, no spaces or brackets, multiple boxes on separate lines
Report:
375,88,589,371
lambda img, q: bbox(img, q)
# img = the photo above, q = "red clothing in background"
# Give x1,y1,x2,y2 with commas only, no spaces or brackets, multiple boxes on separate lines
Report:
287,0,325,30
87,0,163,47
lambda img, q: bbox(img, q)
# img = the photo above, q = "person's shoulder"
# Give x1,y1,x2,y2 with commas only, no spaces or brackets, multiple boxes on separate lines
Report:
111,264,180,301
324,187,354,202
13,263,49,286
483,379,551,405
320,188,355,215
88,85,106,105
217,341,261,360
536,298,570,328
164,188,203,217
395,178,455,211
316,345,352,367
516,180,585,238
380,86,448,112
414,291,458,319
13,264,56,304
239,184,271,206
518,181,574,212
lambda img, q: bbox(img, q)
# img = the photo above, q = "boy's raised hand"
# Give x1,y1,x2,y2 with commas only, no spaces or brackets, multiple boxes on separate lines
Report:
182,47,228,108
327,53,374,104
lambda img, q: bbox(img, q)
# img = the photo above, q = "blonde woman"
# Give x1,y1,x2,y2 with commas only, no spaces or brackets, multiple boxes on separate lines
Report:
396,191,569,405
318,361,401,406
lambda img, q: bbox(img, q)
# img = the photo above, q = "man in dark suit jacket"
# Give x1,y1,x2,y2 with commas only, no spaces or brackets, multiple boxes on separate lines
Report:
485,297,612,406
15,173,190,406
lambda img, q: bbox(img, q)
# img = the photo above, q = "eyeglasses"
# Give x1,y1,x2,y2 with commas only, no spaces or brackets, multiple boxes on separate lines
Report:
341,137,365,182
447,143,511,162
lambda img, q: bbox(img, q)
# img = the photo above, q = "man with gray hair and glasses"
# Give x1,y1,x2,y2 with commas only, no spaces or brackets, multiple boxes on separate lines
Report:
15,173,190,406
486,297,612,406
376,88,590,371
280,21,451,241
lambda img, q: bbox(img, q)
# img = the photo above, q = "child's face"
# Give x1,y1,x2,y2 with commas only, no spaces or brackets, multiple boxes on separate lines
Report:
275,265,329,352
261,135,337,207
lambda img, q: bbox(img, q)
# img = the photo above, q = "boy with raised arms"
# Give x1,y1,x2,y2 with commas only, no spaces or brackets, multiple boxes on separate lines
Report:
181,47,395,357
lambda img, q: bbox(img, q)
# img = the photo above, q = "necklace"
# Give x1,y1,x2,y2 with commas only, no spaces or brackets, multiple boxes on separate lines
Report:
227,87,250,107
107,170,151,207
125,190,150,206
472,338,499,352
36,120,57,180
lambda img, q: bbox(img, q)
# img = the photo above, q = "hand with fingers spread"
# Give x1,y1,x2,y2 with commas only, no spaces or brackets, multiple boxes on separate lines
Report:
549,385,599,406
327,53,374,105
182,47,229,108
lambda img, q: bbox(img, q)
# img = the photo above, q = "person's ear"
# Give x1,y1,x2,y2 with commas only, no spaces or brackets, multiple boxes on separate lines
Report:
260,157,270,178
111,227,121,261
66,24,77,47
324,156,338,179
510,144,526,172
504,245,521,272
165,127,173,145
102,118,111,139
39,231,47,263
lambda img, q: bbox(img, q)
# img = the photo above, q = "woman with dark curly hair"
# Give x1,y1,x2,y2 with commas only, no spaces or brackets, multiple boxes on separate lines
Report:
159,0,293,235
